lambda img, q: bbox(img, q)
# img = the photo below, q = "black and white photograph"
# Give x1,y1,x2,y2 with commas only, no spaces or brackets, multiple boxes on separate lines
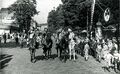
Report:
0,0,120,74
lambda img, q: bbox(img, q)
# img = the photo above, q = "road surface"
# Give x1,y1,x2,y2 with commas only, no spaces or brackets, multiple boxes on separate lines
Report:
0,41,119,74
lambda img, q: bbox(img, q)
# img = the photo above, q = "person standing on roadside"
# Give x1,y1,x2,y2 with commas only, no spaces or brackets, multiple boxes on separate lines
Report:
0,36,2,44
3,33,7,43
84,38,90,61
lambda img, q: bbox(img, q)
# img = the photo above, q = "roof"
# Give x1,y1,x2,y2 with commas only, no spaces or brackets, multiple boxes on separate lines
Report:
0,25,10,29
37,23,48,27
0,8,8,13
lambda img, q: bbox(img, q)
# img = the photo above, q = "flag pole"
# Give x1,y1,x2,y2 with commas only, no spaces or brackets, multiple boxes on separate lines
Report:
90,0,96,38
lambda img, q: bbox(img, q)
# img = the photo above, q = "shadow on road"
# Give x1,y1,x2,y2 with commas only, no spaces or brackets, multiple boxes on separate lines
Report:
0,54,13,70
0,42,19,48
35,54,78,63
35,54,58,62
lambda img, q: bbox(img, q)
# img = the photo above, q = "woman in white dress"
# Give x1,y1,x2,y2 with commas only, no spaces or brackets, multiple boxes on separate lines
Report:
84,41,90,61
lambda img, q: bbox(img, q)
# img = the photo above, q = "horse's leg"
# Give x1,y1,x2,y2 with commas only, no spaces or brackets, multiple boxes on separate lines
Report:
69,45,72,60
73,49,76,61
45,51,47,59
48,49,50,58
48,50,50,58
50,48,52,58
98,52,101,63
30,49,32,62
57,48,58,57
31,50,34,62
33,49,36,60
56,45,59,57
98,53,100,62
69,50,71,60
114,58,118,73
59,48,62,60
43,47,46,58
84,49,89,61
63,49,66,62
64,48,69,62
43,46,47,59
46,49,48,59
57,45,60,57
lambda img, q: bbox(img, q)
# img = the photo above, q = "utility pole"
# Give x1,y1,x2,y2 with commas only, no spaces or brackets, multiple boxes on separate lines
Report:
90,0,96,31
90,0,96,38
87,8,89,37
118,24,120,53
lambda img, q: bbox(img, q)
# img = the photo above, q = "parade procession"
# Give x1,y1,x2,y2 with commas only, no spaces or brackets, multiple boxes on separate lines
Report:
0,0,120,74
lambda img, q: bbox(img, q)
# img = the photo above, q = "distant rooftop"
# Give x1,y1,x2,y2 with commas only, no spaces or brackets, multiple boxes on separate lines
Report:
37,23,48,27
0,8,8,13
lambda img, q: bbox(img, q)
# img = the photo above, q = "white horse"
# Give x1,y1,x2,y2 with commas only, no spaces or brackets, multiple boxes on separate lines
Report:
68,29,76,61
69,38,76,60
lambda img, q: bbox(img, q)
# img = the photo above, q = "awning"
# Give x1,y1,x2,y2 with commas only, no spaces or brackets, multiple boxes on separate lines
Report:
81,30,87,33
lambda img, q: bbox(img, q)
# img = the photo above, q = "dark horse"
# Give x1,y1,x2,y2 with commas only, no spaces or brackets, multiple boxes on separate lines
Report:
29,34,36,63
57,34,69,62
42,33,53,59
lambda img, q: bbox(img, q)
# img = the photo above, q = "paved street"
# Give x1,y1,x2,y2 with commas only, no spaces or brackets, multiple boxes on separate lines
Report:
0,0,119,74
0,41,119,74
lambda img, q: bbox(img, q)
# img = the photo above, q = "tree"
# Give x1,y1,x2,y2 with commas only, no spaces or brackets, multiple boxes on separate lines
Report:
47,0,119,31
47,4,65,32
48,0,91,31
8,0,38,32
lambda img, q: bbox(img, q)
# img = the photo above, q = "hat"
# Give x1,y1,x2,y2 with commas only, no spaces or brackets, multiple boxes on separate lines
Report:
68,28,72,32
112,38,117,43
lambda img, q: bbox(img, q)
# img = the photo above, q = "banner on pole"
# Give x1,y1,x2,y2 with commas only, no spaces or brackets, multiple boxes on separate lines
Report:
104,8,110,22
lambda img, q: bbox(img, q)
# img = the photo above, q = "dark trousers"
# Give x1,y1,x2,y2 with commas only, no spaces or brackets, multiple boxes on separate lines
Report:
4,39,6,43
30,48,36,62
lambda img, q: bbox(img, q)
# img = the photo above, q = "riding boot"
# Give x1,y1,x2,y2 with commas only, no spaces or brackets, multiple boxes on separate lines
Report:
69,51,72,60
31,54,34,63
57,49,58,57
31,56,33,62
98,55,101,63
69,56,71,60
106,67,110,72
59,50,62,59
114,63,118,73
73,53,76,61
114,68,118,73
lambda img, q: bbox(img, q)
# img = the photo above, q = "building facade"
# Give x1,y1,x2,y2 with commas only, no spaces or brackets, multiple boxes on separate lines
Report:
0,8,18,35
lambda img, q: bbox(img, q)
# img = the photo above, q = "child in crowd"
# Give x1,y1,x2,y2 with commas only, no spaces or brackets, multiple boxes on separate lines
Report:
104,51,114,71
84,39,90,61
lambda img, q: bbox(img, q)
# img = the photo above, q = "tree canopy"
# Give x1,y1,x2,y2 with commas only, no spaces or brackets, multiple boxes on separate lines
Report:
8,0,38,32
47,0,119,31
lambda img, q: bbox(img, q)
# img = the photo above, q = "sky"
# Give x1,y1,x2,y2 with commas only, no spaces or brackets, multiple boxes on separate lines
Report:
0,0,62,24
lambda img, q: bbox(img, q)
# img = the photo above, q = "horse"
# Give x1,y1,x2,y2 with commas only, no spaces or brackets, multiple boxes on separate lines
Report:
55,30,66,57
55,30,69,61
69,38,76,61
42,32,53,59
55,32,61,57
58,34,69,62
29,33,36,63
